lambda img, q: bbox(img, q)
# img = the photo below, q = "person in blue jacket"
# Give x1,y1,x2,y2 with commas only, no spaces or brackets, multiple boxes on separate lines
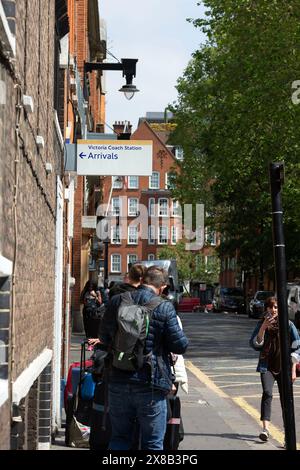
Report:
250,296,300,442
98,265,188,450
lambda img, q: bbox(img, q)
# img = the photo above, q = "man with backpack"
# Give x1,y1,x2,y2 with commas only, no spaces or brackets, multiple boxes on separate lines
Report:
98,265,188,450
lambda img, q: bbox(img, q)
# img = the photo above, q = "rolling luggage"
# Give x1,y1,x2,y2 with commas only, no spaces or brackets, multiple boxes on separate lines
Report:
89,348,111,450
163,393,184,450
65,341,95,447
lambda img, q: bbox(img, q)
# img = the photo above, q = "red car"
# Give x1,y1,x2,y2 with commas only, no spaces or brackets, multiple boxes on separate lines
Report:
178,297,200,312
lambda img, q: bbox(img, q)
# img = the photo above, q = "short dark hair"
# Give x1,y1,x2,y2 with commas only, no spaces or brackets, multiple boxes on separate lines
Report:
128,264,146,283
265,296,277,309
143,266,169,288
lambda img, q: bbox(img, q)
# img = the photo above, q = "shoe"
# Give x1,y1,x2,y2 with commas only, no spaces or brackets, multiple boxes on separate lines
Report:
259,429,269,442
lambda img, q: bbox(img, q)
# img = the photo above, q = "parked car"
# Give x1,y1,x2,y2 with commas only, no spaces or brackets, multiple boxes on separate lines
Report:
212,286,245,314
287,282,300,329
178,296,200,313
249,290,275,318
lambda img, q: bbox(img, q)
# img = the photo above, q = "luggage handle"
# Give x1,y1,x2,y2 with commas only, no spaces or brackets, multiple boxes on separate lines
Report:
79,340,89,392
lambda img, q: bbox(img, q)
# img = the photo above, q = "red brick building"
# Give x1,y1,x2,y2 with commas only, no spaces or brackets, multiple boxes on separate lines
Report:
100,120,182,281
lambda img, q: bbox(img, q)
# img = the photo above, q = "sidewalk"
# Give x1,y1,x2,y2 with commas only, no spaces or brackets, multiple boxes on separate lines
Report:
51,333,280,451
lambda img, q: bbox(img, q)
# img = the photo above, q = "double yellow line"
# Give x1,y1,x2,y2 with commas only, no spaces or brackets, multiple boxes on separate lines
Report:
186,360,299,449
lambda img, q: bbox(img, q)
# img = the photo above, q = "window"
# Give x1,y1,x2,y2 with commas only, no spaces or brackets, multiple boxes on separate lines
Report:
165,173,175,190
171,226,177,245
148,225,155,245
158,226,168,244
205,255,217,272
111,197,120,216
148,254,155,261
158,198,168,217
148,198,156,217
175,146,184,160
128,225,138,244
111,225,121,244
111,254,121,272
172,200,181,217
149,171,160,189
128,176,139,189
205,228,217,246
127,254,138,268
128,198,139,217
230,257,237,270
112,176,123,189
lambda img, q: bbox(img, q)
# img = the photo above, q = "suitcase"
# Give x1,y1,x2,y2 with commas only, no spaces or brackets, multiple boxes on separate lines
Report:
64,360,93,411
89,376,111,450
65,341,95,447
163,394,184,450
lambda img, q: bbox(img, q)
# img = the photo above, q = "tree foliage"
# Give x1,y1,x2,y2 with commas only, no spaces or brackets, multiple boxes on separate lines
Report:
157,241,220,284
170,0,300,277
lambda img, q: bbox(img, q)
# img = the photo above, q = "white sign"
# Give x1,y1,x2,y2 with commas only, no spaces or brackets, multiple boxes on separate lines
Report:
77,140,153,176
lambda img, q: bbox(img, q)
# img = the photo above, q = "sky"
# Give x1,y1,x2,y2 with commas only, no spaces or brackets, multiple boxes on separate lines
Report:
99,0,206,133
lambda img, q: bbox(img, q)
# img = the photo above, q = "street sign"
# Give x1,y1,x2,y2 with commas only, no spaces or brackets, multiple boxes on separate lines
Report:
76,140,153,176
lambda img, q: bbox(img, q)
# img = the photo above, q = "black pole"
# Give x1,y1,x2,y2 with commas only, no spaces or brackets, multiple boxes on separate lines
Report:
269,162,296,450
104,240,109,287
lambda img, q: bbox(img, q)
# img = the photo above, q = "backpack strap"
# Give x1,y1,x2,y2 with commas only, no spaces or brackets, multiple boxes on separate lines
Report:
144,295,166,311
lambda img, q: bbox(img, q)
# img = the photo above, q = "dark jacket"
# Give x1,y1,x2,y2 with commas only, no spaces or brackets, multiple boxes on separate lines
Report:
108,282,137,300
250,319,300,373
99,285,188,392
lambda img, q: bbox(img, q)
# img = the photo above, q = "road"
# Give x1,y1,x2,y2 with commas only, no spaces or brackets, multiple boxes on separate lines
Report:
179,310,300,448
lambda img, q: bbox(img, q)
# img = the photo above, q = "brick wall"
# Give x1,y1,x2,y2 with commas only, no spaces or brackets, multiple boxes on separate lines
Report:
0,0,62,449
72,176,84,332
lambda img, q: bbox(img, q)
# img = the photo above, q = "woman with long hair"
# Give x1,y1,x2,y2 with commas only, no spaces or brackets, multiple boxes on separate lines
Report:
250,296,300,442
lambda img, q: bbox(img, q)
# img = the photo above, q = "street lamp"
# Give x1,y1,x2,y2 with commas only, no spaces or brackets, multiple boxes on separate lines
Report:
84,58,139,100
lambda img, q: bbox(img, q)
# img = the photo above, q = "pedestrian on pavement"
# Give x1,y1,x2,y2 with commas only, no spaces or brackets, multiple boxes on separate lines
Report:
108,263,146,299
250,296,300,442
88,264,147,348
80,280,103,338
98,265,188,450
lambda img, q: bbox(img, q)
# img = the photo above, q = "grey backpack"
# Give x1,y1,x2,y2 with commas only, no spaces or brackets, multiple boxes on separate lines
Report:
112,291,164,371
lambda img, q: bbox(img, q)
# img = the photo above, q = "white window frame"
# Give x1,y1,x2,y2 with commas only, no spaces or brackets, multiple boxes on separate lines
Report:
128,225,138,245
148,225,155,245
175,146,184,160
127,254,138,268
112,176,123,189
171,226,177,245
205,228,217,246
158,198,169,217
111,225,121,244
111,197,120,216
149,171,160,189
165,173,170,189
111,254,121,273
148,254,155,261
148,198,156,217
128,198,139,217
0,3,16,58
158,226,168,245
172,200,181,217
128,176,139,189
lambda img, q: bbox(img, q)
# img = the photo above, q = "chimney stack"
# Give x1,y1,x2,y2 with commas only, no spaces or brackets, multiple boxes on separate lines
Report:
113,121,132,140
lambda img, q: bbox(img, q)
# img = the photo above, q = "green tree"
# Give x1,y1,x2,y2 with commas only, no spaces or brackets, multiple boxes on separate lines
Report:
157,241,220,284
171,0,300,278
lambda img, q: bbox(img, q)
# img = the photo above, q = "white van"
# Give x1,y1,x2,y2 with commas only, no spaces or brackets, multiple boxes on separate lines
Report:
287,282,300,329
132,259,183,307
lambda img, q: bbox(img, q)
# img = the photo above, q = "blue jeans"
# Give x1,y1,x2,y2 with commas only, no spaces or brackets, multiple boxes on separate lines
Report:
108,382,167,450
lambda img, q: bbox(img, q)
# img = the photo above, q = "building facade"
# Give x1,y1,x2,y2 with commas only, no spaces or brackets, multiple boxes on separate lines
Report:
0,0,66,449
100,120,182,281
